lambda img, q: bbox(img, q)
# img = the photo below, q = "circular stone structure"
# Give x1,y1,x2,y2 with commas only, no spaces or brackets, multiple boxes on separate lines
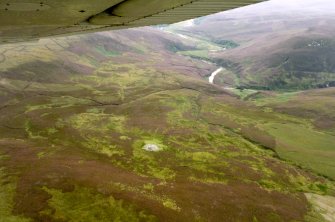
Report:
142,144,161,152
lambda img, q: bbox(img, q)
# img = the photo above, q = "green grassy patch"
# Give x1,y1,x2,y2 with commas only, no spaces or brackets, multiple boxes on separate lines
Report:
252,91,300,106
110,182,181,212
226,88,259,100
264,123,335,180
42,186,156,222
132,138,175,180
69,113,126,133
0,165,32,222
178,50,209,59
96,46,121,57
82,136,125,157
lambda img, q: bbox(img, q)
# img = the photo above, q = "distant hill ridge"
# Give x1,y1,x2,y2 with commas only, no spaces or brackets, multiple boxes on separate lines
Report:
165,0,335,90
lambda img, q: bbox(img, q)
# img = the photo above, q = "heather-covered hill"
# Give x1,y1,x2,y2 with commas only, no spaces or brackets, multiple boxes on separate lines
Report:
165,0,335,90
0,27,215,84
0,4,335,221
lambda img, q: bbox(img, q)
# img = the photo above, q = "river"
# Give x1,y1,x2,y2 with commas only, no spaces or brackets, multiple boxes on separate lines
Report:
209,67,224,84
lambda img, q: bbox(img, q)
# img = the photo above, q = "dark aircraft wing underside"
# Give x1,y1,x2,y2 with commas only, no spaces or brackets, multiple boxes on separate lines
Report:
0,0,264,43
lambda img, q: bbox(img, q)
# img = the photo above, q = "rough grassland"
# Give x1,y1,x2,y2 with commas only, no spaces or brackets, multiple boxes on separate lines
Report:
0,34,334,222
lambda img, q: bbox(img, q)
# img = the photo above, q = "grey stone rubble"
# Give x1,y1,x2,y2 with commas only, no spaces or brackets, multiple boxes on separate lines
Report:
143,144,161,152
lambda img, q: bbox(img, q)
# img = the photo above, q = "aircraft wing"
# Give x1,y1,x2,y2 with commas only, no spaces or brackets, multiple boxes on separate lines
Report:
0,0,265,43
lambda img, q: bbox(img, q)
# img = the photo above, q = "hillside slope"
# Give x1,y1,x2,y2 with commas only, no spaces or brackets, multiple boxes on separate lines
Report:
0,26,334,222
0,28,216,83
166,0,335,90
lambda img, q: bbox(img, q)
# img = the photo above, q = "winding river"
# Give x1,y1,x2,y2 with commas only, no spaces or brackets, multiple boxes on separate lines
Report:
209,67,224,84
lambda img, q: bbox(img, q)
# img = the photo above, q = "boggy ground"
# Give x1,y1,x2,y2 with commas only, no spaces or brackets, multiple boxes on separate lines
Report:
0,60,334,222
